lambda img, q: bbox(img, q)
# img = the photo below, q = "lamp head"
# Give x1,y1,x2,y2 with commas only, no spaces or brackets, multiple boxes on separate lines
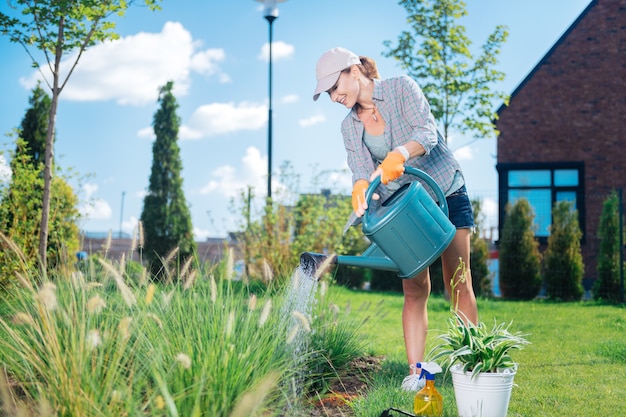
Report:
255,0,287,19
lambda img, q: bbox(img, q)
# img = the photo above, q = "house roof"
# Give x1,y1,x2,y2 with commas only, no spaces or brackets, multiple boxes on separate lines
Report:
496,0,597,114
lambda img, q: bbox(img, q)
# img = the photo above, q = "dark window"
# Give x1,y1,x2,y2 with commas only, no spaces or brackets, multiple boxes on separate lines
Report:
497,162,585,241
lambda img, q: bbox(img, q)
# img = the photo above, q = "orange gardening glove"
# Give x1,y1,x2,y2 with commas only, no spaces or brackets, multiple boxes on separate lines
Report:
351,179,370,217
377,151,406,184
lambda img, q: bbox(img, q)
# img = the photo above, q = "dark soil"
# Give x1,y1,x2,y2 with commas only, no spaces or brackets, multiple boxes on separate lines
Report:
309,356,383,417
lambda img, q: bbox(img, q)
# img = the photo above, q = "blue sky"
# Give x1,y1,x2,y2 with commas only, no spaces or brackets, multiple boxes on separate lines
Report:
0,0,592,240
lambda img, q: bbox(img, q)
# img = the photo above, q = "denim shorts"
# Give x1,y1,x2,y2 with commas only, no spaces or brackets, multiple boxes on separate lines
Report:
446,185,474,229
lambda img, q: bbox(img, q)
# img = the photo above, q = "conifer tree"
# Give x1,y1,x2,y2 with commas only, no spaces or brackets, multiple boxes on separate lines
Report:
140,81,196,279
544,201,584,301
499,198,542,300
593,191,622,302
17,82,49,169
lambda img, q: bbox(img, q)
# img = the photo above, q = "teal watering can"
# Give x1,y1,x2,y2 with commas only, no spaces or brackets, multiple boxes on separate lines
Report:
300,167,456,279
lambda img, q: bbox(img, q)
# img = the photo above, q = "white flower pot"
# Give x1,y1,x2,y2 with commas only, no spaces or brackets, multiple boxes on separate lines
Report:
450,364,516,417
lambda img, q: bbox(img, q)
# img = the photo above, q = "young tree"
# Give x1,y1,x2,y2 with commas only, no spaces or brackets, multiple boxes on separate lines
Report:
383,0,509,143
140,81,196,280
499,198,542,300
0,0,162,271
544,201,584,301
593,191,623,302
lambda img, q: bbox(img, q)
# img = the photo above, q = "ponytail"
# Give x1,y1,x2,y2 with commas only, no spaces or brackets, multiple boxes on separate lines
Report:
358,56,380,79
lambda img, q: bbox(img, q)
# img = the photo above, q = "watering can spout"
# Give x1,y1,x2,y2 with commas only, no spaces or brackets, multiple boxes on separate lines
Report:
299,245,400,280
299,252,337,278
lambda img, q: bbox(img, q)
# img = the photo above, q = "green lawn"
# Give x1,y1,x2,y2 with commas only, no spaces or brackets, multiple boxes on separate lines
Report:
327,285,626,417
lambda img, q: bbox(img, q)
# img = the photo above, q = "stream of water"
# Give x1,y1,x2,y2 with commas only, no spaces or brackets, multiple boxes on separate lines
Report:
280,265,320,410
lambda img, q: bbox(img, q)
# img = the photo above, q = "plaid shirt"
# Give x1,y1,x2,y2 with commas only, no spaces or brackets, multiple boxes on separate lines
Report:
340,75,463,201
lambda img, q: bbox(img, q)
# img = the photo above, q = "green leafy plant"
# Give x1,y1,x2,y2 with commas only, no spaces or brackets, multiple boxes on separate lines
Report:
428,259,530,377
429,312,529,377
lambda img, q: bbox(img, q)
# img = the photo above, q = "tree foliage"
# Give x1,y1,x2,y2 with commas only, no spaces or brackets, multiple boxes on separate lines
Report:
593,191,624,302
499,198,542,300
544,201,584,301
140,81,196,280
0,85,80,290
383,0,509,142
0,0,162,270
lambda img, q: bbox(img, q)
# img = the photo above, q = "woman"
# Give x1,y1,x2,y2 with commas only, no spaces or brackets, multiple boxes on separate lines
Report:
313,47,478,391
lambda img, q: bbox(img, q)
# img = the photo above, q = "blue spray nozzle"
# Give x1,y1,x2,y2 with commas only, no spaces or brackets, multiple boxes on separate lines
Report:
417,361,442,380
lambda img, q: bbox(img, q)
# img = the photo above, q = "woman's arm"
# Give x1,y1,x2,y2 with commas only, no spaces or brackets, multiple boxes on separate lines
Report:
397,75,438,156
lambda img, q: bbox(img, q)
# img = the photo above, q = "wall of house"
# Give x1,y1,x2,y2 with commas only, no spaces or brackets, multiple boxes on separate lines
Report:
496,0,626,279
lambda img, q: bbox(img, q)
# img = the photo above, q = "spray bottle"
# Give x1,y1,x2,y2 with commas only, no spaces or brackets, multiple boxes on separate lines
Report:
413,362,443,417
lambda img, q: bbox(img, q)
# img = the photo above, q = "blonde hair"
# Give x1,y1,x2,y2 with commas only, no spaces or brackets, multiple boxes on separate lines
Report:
357,56,380,79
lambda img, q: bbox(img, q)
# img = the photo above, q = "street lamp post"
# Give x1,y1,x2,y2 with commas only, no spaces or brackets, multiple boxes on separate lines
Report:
256,0,287,200
119,191,125,239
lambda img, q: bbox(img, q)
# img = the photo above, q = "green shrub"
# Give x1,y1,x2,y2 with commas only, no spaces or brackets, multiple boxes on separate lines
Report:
544,201,584,301
499,198,542,300
593,191,624,302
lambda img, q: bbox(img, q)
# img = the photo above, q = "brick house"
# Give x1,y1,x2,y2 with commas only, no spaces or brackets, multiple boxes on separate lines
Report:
495,0,625,281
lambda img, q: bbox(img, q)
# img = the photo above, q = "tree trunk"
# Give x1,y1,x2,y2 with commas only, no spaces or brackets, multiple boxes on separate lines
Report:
38,16,65,272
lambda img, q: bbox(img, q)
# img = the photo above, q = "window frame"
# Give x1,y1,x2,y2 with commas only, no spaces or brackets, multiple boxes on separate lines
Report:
497,161,585,244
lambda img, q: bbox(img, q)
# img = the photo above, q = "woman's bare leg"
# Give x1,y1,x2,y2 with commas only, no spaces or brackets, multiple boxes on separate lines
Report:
442,228,478,324
402,268,431,368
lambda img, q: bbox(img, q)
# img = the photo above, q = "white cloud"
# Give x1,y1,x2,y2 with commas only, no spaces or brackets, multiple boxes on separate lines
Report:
281,94,298,103
482,197,498,218
79,183,112,220
189,48,226,78
257,41,294,62
478,197,499,240
137,126,155,140
139,100,267,140
193,226,211,241
199,146,268,198
83,183,98,199
217,73,232,84
446,131,474,162
299,114,326,127
182,102,267,139
81,198,113,221
453,145,473,161
0,154,11,184
122,216,139,236
326,161,352,193
19,22,228,106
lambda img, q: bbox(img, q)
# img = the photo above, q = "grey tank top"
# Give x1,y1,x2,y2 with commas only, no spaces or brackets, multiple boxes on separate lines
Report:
363,130,401,192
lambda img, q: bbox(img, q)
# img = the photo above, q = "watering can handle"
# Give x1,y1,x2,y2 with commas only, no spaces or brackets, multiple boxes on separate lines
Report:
365,166,449,217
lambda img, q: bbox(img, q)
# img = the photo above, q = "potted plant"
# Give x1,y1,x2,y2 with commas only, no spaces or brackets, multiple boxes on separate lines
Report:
428,260,530,417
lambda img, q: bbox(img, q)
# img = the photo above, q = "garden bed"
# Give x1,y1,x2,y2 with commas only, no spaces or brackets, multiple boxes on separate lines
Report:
311,356,383,417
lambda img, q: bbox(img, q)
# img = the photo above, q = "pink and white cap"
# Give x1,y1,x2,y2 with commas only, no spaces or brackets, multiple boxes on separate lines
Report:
313,47,361,101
